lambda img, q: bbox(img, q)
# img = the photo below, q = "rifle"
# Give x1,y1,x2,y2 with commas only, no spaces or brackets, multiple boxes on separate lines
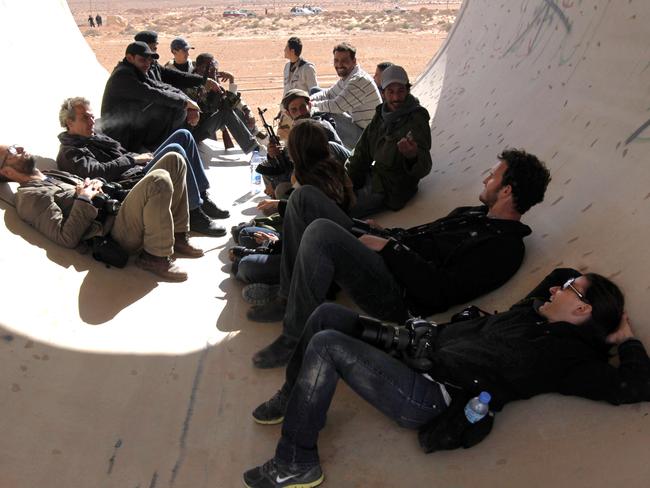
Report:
257,107,293,176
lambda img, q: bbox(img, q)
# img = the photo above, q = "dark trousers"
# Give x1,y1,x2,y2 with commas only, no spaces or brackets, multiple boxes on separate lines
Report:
275,303,449,468
279,186,407,342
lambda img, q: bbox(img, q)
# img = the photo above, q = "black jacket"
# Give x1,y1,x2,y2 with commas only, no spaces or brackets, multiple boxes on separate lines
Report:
100,59,188,149
148,60,205,89
431,268,650,410
56,131,141,181
379,206,531,316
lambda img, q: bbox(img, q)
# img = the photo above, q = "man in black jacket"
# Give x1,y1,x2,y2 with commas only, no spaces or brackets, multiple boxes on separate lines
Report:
100,41,200,152
248,149,551,368
57,97,228,236
243,268,650,488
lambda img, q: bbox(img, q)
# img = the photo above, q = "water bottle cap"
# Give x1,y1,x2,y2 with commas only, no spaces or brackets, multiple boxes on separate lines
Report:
478,391,491,404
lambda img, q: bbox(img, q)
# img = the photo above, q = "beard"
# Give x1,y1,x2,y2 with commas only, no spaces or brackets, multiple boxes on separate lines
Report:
15,156,37,175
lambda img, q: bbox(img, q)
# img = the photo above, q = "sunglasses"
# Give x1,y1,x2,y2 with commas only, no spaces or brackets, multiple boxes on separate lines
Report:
562,278,589,303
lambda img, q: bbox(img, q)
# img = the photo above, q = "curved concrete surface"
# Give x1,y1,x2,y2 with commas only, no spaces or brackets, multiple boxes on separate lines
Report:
1,0,649,487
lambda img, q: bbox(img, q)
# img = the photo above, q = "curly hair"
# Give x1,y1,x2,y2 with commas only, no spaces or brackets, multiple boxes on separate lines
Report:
499,148,551,214
59,97,90,129
288,119,351,209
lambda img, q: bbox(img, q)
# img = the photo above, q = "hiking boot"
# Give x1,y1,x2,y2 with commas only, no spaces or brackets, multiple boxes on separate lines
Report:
252,386,290,425
243,458,323,488
201,192,230,219
243,283,280,306
252,335,297,369
136,251,187,282
247,296,287,323
189,208,226,237
173,232,204,258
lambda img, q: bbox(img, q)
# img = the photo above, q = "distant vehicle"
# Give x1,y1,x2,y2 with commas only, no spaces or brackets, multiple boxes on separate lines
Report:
240,9,257,17
385,5,406,13
290,6,323,16
223,9,247,18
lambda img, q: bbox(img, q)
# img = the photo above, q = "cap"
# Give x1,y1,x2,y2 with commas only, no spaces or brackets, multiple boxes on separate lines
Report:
125,41,160,59
282,89,310,109
171,37,194,51
134,30,158,44
380,65,409,89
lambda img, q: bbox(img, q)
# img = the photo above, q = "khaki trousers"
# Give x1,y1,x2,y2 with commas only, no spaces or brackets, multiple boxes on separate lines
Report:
111,152,189,257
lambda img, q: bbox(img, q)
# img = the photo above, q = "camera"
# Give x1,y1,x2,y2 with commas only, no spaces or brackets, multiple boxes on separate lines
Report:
92,192,121,221
350,218,407,241
358,316,438,371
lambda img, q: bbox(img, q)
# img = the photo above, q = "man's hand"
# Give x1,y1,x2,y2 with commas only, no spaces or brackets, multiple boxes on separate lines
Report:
253,231,279,245
397,133,418,159
364,219,384,230
606,312,636,345
267,141,282,159
257,199,279,216
358,234,390,251
75,178,102,200
133,153,153,165
186,108,200,127
204,78,224,94
217,70,235,84
186,99,200,111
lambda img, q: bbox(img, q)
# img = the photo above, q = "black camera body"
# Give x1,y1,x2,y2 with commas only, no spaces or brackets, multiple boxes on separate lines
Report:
350,218,407,241
358,316,438,372
92,192,121,221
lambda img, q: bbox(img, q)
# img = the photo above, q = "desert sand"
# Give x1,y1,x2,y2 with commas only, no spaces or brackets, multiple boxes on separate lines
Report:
71,1,458,115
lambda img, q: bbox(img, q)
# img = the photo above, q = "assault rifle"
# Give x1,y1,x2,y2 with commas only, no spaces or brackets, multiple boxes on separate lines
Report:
256,107,293,176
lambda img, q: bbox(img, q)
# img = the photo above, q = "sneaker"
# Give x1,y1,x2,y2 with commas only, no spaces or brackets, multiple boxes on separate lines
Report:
201,193,230,219
243,458,323,488
252,335,297,369
247,296,287,323
252,386,289,425
136,251,188,282
189,208,226,237
243,283,280,306
173,232,204,258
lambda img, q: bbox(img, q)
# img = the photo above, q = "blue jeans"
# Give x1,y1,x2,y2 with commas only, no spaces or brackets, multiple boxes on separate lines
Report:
275,304,449,468
235,253,281,284
193,106,257,153
144,129,209,210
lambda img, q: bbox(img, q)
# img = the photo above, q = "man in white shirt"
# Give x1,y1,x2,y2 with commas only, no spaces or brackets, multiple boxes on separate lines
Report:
310,42,381,149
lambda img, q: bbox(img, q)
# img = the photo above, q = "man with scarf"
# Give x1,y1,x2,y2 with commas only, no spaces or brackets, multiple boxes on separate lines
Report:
345,65,433,218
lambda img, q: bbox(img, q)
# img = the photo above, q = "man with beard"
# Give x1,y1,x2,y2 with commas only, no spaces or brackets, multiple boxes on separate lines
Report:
309,43,381,149
247,149,551,368
345,65,433,218
0,145,203,281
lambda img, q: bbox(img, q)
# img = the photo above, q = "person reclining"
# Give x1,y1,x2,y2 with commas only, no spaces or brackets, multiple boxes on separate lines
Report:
100,41,200,152
345,65,432,217
0,146,203,282
243,268,650,488
57,97,228,237
310,42,381,149
247,149,551,368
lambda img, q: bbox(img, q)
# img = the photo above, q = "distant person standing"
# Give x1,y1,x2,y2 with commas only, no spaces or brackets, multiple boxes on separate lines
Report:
95,14,103,27
277,37,319,140
310,42,381,149
87,15,95,28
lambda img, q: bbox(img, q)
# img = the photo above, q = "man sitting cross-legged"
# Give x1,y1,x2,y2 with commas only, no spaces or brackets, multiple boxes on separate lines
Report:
57,97,228,237
0,145,201,282
247,149,551,368
244,268,650,488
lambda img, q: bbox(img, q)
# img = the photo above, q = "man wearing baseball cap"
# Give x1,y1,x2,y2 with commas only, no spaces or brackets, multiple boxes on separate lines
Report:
100,41,200,152
345,64,433,217
166,37,195,73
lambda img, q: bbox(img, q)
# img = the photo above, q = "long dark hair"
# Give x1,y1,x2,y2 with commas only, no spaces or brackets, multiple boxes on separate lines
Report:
288,119,350,209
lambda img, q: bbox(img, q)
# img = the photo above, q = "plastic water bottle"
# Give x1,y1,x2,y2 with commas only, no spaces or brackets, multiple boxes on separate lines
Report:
250,150,263,192
464,391,491,424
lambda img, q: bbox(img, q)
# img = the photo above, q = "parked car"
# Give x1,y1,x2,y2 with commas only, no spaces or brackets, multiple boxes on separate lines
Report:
223,9,247,18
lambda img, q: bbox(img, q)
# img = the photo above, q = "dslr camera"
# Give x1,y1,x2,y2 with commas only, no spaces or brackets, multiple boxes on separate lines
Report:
358,315,438,371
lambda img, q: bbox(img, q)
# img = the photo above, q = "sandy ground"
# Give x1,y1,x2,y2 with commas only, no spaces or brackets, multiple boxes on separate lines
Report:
72,1,458,114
